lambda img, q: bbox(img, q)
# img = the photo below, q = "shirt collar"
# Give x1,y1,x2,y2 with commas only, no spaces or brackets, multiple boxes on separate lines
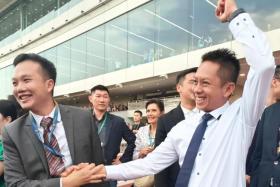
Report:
180,105,200,115
208,101,230,121
30,106,61,128
93,111,107,122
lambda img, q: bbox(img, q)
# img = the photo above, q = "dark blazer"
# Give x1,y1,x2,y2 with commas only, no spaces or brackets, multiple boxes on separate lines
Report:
97,113,136,165
248,102,280,187
154,105,185,187
3,105,109,187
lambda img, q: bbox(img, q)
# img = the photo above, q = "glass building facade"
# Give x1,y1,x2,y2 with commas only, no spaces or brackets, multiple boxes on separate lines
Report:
0,0,80,45
0,0,280,98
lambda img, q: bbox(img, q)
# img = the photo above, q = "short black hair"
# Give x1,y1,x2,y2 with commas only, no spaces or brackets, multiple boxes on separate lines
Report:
90,85,110,95
176,67,198,85
13,53,57,84
145,99,164,112
274,65,280,79
0,100,17,122
134,110,143,116
201,48,240,84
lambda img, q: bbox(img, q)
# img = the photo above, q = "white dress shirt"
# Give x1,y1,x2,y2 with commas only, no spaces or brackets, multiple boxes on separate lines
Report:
181,105,200,119
30,107,73,168
106,13,275,187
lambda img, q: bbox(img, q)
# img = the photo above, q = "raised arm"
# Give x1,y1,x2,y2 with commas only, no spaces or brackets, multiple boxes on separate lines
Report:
217,0,275,128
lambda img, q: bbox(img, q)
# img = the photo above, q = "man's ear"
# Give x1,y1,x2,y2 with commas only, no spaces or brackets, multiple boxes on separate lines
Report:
223,82,236,98
46,79,55,94
271,78,277,88
88,95,92,103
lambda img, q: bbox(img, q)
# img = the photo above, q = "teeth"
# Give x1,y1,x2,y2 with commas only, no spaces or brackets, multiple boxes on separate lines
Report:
19,95,30,101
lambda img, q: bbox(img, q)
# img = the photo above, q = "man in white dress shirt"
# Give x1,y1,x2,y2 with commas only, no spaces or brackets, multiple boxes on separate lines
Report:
62,0,275,186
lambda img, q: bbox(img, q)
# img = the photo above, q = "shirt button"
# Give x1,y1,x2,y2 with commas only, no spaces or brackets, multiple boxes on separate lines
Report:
202,137,205,140
274,161,278,165
243,18,246,21
199,153,202,156
252,35,255,38
236,22,239,26
197,172,200,175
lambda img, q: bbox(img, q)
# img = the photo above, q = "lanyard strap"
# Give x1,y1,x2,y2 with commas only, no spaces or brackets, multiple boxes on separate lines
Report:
98,113,108,135
31,107,63,158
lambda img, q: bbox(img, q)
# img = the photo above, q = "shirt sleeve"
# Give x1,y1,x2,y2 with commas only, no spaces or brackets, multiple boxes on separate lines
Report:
105,128,179,181
230,13,275,130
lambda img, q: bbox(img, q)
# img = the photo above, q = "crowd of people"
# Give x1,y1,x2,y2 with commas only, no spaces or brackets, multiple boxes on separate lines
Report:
0,0,279,187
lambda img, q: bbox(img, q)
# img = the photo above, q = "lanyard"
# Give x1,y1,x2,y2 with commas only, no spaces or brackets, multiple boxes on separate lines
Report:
98,113,108,135
31,107,64,158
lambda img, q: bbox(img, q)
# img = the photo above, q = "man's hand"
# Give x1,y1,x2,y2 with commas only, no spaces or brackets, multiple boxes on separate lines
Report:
62,163,105,187
61,163,89,177
246,175,251,185
112,157,122,165
139,147,154,158
215,0,238,22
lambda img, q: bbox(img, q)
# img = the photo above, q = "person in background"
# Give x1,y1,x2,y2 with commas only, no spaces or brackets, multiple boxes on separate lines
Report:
155,67,197,187
0,100,17,187
133,99,164,187
131,110,145,134
88,85,136,187
246,65,280,186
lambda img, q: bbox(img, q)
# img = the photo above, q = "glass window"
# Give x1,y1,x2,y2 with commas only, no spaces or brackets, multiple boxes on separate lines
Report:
70,34,87,81
86,25,105,77
41,47,57,66
105,14,128,73
22,0,57,29
155,0,190,59
0,66,13,99
127,1,156,67
0,7,21,42
56,41,71,85
191,0,230,51
240,0,280,31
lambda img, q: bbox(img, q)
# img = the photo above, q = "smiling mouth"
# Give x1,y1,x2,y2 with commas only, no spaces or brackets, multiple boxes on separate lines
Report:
196,97,206,104
18,94,32,102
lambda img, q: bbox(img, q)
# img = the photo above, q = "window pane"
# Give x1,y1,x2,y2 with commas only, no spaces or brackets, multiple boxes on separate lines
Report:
127,2,156,67
57,41,71,85
86,25,105,77
105,14,128,73
70,34,87,81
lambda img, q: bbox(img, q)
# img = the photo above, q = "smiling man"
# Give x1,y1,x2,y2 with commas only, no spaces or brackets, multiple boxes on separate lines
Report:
2,53,109,187
62,0,276,186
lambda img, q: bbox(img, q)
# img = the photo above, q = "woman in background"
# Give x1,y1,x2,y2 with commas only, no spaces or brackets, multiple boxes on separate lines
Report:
133,99,164,187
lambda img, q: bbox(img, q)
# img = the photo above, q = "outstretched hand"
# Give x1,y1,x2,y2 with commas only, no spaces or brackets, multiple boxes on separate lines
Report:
215,0,238,22
61,163,107,187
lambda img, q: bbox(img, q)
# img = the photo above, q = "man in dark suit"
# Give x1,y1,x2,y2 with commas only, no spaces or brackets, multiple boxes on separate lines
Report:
3,53,109,187
88,85,135,187
246,65,280,187
154,67,198,187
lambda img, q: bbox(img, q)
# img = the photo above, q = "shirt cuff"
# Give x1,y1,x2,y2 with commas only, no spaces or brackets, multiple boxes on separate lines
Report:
229,13,254,38
105,165,118,180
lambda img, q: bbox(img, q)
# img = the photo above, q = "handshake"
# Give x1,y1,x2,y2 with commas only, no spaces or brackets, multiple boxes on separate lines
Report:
61,163,107,187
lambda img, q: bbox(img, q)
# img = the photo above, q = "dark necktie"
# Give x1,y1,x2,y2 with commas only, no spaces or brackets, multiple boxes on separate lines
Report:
40,117,65,177
175,113,214,187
